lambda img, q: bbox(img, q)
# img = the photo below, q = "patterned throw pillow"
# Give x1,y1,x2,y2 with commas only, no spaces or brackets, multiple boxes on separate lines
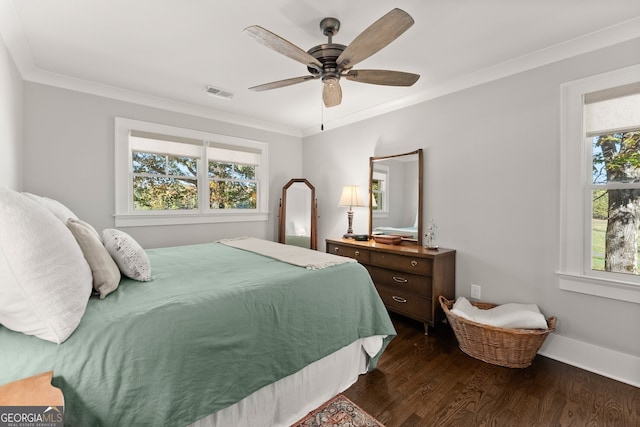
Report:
102,229,152,282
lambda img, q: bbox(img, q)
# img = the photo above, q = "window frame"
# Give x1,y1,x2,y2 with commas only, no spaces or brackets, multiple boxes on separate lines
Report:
115,117,269,227
558,64,640,304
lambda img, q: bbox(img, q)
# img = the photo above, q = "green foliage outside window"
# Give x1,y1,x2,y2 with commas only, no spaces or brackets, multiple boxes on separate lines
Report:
132,152,197,210
208,162,257,209
372,179,382,211
132,152,259,211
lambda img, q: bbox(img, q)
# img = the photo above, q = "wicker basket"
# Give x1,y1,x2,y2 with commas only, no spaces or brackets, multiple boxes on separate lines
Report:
438,296,557,368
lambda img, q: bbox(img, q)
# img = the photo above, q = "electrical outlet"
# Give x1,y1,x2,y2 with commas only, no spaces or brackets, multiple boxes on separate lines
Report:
470,284,481,300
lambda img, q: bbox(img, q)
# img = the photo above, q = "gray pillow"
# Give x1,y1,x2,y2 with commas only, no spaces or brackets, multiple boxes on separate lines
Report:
67,218,121,299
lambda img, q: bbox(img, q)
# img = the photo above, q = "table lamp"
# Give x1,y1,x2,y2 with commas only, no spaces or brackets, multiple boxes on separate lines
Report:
338,185,365,238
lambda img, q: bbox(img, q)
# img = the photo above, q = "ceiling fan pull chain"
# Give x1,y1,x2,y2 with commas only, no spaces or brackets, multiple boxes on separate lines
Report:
320,95,324,131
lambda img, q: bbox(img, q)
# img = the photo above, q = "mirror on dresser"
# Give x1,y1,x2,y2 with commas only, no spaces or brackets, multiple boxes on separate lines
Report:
278,178,318,250
368,149,423,245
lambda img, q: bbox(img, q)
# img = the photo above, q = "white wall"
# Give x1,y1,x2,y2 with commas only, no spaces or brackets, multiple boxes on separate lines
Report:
22,83,302,248
0,36,23,190
303,38,640,385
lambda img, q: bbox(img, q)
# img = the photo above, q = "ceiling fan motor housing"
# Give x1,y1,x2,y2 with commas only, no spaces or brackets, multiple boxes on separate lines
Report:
306,44,346,78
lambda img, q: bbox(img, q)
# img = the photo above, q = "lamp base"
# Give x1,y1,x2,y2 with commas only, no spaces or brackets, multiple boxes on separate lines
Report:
343,210,355,239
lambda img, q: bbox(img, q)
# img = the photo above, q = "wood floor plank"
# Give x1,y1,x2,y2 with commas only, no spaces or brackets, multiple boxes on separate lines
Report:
343,313,640,427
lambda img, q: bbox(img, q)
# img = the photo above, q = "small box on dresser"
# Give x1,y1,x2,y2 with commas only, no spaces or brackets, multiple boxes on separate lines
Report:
326,238,456,335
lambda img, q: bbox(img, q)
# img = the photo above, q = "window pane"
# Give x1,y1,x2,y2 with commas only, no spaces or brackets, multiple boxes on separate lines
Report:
208,162,256,180
208,162,233,178
591,189,607,271
372,178,386,211
133,176,198,210
167,156,197,177
209,181,257,209
592,131,640,185
133,151,165,174
208,161,257,209
591,188,640,275
234,164,256,180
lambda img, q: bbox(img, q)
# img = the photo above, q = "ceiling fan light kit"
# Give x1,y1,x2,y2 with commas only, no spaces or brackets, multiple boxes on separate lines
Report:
244,8,420,108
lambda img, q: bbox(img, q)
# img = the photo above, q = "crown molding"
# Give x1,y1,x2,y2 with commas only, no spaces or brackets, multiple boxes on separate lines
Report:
2,0,639,139
302,16,640,137
24,69,304,137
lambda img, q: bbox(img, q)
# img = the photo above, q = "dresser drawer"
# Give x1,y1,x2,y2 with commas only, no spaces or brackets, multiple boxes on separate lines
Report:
327,243,371,263
375,285,432,322
366,265,432,297
370,251,432,275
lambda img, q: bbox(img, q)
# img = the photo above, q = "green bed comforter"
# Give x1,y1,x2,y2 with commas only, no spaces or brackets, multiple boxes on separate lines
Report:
0,242,395,426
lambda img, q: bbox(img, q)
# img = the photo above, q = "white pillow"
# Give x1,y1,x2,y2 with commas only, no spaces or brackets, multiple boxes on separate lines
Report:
0,187,93,343
22,192,78,223
102,229,152,281
67,219,121,299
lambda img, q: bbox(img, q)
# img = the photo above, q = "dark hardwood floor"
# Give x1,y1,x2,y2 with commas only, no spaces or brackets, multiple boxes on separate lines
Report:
344,313,640,427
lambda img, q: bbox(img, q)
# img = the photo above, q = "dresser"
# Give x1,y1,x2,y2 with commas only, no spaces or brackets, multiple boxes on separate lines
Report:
326,238,456,334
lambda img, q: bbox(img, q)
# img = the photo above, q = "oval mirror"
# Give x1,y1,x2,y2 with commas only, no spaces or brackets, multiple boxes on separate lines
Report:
368,149,423,245
278,178,318,250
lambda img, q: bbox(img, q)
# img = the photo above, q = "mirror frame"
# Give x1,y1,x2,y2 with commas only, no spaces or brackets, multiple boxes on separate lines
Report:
368,149,423,245
278,178,318,250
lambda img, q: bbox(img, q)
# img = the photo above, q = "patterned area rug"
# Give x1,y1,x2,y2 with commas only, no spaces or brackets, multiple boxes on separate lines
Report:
291,394,384,427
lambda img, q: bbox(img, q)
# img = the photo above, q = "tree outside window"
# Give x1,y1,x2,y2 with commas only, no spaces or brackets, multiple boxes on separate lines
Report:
132,152,198,210
591,131,640,275
208,162,257,209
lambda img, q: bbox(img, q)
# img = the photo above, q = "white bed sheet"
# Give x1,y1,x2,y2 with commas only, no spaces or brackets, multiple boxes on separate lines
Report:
189,335,384,427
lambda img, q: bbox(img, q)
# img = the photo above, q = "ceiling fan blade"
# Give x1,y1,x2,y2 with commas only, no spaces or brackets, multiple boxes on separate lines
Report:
249,75,317,91
337,8,414,70
344,70,420,86
322,79,342,107
244,25,322,71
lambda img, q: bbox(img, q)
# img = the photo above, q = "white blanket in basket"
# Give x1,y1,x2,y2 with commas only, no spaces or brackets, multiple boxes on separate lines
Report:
451,297,548,329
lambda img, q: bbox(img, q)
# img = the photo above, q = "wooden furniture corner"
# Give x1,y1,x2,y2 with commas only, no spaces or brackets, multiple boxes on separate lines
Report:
0,371,64,406
327,238,456,335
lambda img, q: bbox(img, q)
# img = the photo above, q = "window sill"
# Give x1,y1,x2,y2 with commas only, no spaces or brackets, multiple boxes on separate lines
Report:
115,211,269,227
557,272,640,304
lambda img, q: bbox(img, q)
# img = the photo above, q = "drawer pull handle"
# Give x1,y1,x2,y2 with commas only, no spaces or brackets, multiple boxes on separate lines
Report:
392,276,408,283
410,260,418,267
355,251,360,256
392,296,407,303
334,247,339,253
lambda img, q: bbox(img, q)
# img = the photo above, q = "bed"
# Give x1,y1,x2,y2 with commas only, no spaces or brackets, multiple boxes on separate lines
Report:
0,188,396,427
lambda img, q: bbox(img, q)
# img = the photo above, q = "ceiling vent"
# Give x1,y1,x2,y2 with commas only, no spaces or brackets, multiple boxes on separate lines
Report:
204,85,234,100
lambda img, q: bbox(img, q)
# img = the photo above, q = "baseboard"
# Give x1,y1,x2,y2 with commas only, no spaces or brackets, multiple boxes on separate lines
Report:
538,333,640,388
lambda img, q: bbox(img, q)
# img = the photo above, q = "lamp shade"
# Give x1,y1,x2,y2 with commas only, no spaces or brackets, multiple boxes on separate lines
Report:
338,185,365,208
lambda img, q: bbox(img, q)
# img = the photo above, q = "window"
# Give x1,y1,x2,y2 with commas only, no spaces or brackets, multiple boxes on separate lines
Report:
115,118,268,227
559,65,640,303
372,165,389,218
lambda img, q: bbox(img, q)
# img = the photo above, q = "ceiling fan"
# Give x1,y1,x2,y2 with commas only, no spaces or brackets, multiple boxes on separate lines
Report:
244,8,420,108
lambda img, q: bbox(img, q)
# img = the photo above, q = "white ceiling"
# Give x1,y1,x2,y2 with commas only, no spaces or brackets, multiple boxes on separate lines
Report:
2,0,640,136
